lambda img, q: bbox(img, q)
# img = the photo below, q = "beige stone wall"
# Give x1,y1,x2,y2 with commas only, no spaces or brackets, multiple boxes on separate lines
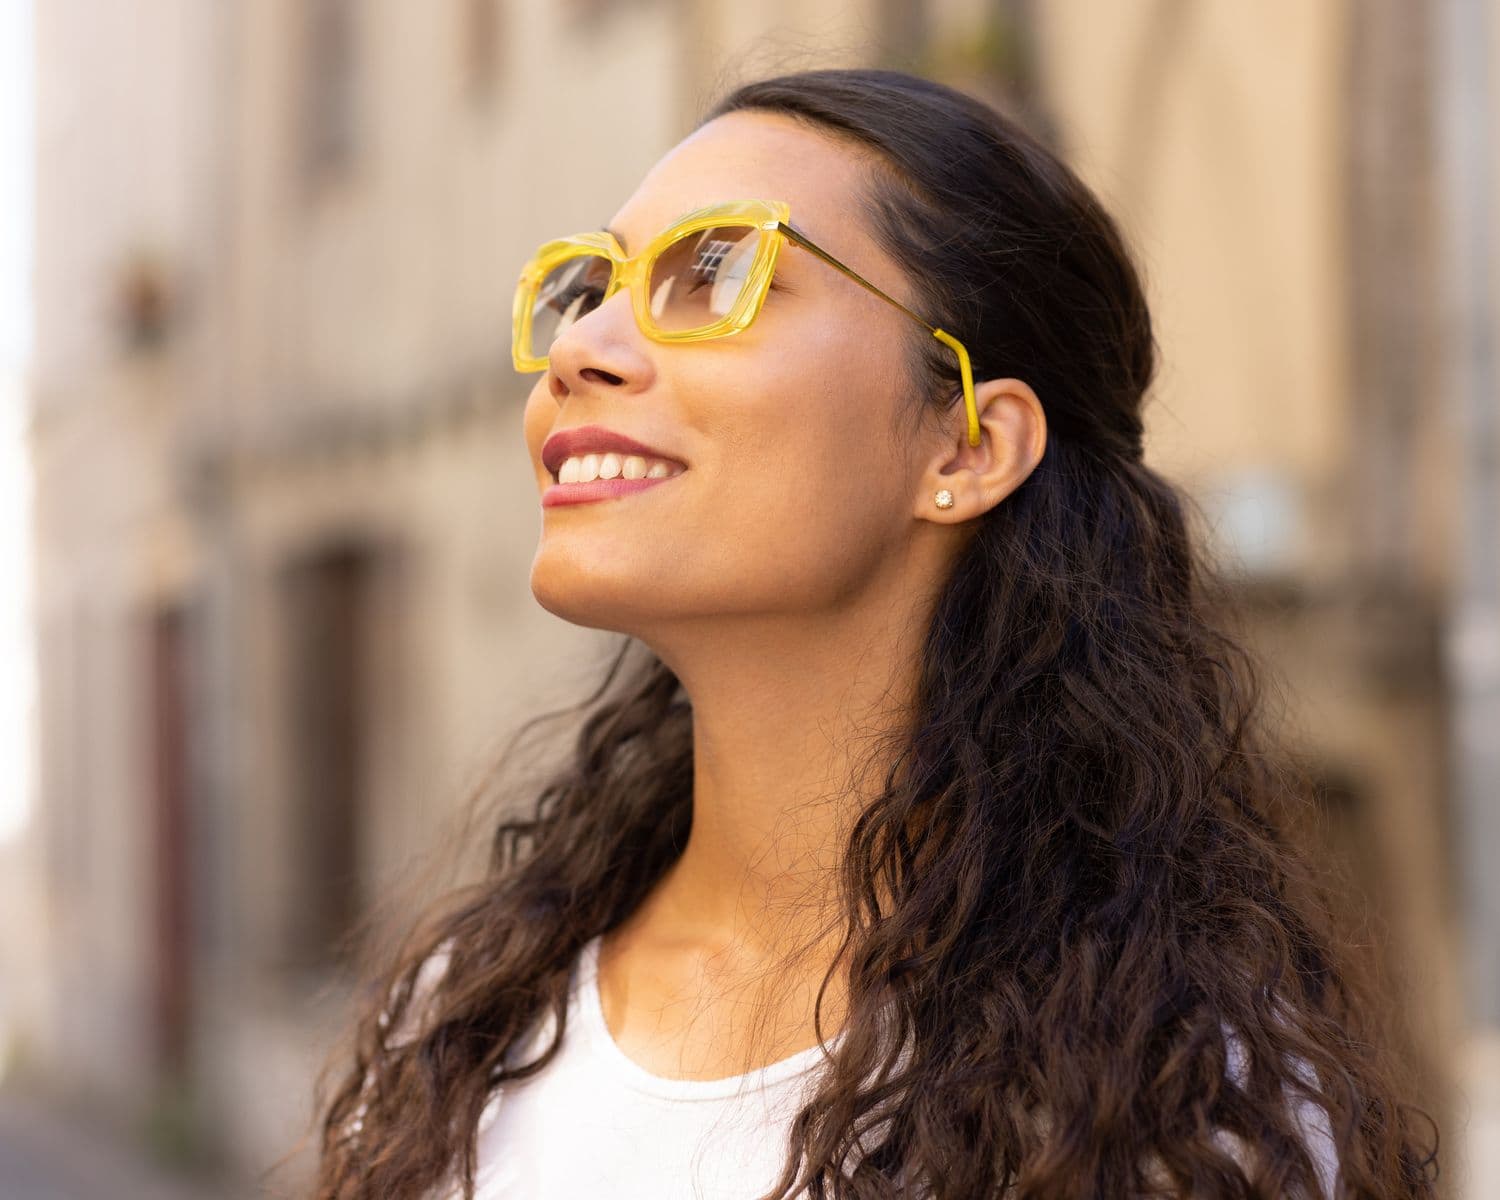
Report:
1038,1,1353,577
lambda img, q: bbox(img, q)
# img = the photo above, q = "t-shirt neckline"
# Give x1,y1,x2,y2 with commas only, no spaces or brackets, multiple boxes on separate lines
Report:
574,934,841,1102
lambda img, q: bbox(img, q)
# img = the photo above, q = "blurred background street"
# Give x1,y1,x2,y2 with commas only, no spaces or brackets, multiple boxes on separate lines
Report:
0,0,1496,1196
0,1088,261,1200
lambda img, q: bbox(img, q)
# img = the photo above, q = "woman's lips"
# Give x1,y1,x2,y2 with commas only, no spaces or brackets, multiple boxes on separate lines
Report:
541,472,685,508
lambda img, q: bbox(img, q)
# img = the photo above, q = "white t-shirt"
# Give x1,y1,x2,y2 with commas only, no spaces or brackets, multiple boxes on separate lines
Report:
433,934,1341,1199
463,934,838,1199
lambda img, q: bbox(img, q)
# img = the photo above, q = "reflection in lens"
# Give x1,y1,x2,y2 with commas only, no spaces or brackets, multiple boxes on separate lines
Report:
647,225,759,332
530,253,613,357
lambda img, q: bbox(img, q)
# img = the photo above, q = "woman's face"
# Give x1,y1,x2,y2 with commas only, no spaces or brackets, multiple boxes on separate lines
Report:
522,110,954,650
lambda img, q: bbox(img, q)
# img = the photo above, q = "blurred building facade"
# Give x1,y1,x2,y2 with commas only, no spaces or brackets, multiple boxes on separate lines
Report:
15,0,1497,1192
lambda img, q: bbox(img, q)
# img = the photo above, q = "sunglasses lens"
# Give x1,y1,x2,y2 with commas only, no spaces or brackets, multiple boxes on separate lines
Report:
527,251,614,359
646,224,761,332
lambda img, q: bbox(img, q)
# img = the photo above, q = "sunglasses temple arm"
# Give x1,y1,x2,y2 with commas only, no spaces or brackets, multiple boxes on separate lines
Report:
776,224,927,324
777,223,982,448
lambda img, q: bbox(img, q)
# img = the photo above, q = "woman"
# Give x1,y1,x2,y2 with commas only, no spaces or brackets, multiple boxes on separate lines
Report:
310,68,1439,1198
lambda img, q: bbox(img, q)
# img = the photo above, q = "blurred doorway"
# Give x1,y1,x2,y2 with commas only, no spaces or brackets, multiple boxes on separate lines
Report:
276,540,391,971
147,600,195,1081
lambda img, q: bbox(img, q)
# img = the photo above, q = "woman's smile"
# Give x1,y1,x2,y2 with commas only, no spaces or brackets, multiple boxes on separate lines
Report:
542,467,687,508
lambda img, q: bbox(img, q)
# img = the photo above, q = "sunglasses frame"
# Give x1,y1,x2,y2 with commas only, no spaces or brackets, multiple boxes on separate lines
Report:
512,198,980,447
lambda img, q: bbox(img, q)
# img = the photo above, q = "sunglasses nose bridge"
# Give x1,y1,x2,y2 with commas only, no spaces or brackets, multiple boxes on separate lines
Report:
574,257,659,352
612,251,653,303
609,252,670,339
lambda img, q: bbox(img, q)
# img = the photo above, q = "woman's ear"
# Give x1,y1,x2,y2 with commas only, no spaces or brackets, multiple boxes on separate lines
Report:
913,377,1047,522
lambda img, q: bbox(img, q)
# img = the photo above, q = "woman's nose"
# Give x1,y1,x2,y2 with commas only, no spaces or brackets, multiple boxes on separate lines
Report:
545,288,655,401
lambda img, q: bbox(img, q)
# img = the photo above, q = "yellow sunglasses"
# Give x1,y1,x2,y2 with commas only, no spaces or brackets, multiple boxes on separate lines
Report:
510,198,981,447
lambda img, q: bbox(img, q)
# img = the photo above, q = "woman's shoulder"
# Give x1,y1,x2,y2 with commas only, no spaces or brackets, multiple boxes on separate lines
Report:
379,933,575,1084
377,935,458,1049
1210,1016,1341,1197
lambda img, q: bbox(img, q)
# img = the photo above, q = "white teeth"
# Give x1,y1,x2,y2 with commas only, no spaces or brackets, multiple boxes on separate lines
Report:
555,452,684,484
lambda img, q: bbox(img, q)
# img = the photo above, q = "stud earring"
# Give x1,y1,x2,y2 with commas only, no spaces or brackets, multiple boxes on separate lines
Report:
934,489,954,510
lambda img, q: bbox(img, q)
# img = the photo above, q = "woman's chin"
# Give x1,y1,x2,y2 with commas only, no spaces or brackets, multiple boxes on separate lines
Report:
528,562,661,634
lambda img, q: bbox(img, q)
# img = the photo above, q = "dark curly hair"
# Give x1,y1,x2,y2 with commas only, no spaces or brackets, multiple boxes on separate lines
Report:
306,68,1441,1199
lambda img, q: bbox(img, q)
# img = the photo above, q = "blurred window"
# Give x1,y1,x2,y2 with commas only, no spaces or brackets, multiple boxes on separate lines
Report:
564,0,650,32
878,0,929,60
302,0,359,182
465,0,501,104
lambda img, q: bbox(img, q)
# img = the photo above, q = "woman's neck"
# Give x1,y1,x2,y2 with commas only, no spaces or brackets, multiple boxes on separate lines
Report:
641,603,926,962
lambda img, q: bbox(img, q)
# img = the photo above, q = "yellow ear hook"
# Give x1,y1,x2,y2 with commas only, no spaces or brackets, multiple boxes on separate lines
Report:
930,329,980,448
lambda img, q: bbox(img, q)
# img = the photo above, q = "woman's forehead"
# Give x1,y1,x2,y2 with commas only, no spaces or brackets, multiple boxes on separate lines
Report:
606,111,877,251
